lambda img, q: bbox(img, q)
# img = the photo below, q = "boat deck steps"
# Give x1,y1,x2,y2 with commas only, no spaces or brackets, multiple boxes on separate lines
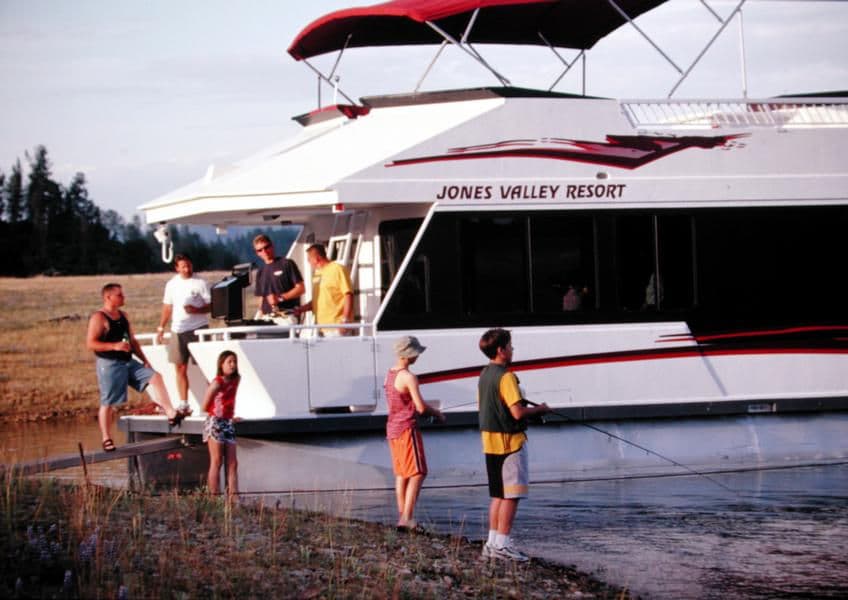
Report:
1,436,195,478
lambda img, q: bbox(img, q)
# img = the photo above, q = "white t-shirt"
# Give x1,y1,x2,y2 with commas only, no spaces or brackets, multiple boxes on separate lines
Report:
163,275,211,333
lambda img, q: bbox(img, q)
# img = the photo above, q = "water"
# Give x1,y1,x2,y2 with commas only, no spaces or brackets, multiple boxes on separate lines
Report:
291,465,848,599
0,418,129,486
3,420,847,598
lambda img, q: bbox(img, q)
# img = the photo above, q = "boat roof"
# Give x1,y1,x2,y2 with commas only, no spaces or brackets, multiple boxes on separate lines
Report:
288,0,668,60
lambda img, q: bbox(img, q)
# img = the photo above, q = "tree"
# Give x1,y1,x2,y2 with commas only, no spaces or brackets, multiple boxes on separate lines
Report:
64,172,105,272
26,146,62,270
101,209,126,241
0,170,5,221
5,159,24,223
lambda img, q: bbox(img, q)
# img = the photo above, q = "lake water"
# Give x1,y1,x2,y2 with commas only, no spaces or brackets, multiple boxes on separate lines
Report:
0,418,128,486
287,464,848,599
3,420,847,598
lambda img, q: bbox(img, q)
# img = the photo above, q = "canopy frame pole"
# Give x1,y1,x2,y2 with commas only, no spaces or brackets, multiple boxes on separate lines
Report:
606,0,683,75
425,20,511,86
668,0,748,97
300,58,357,106
699,0,725,24
540,32,585,94
581,52,586,96
415,9,484,92
327,33,351,82
415,40,448,93
738,8,748,98
460,8,480,44
458,7,505,82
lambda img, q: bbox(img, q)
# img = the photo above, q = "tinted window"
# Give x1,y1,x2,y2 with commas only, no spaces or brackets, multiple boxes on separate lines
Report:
379,218,422,296
530,214,596,314
377,207,848,331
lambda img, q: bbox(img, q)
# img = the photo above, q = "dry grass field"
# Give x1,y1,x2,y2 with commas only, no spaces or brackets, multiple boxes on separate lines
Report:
0,272,227,423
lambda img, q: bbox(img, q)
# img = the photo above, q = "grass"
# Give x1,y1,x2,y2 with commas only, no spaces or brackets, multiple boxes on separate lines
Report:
0,272,226,423
1,475,630,599
0,274,633,597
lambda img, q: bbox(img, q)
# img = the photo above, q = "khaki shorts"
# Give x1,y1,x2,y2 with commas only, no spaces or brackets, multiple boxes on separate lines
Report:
167,327,205,364
388,427,428,478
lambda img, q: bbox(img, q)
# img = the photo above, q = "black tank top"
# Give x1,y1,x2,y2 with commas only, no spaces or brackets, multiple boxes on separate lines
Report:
95,310,132,361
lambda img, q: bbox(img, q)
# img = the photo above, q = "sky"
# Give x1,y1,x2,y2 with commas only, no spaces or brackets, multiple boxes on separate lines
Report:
0,0,846,222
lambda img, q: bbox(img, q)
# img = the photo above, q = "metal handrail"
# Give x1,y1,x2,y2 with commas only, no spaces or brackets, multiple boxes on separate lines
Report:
194,321,372,342
621,98,848,129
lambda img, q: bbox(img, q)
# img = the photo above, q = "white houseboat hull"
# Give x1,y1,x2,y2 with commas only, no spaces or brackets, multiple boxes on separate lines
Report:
126,0,848,494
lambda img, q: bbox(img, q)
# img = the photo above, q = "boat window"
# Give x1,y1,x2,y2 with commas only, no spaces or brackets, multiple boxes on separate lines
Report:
613,214,656,312
608,213,695,313
529,213,596,313
461,215,529,314
657,215,696,311
377,206,848,331
379,218,423,296
693,206,848,329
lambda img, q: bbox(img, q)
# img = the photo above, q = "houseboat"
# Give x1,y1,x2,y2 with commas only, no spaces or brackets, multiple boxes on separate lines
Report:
125,0,848,494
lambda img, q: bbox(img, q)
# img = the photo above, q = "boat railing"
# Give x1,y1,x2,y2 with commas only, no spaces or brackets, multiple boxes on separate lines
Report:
136,321,373,345
194,321,373,342
621,98,848,130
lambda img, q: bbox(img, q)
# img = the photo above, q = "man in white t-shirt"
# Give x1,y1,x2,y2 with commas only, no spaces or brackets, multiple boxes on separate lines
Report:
155,254,211,414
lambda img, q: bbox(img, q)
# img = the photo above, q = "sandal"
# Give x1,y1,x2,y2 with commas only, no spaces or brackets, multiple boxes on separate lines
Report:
168,411,186,428
102,438,116,452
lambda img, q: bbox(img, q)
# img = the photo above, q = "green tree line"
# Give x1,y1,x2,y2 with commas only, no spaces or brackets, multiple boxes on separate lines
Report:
0,146,297,276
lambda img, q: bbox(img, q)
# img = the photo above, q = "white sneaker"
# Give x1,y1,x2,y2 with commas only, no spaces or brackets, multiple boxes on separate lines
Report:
492,544,529,562
481,542,497,559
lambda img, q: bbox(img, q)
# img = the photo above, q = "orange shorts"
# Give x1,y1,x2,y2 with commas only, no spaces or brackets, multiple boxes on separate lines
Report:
388,427,428,478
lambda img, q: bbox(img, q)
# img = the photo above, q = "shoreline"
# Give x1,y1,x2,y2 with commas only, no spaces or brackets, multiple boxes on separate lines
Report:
2,477,631,598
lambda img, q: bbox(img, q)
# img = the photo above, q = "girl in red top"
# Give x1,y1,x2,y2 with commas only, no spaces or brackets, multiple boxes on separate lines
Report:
202,350,240,499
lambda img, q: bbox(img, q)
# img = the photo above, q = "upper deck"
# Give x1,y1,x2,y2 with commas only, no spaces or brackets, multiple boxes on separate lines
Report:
140,0,848,227
139,87,848,226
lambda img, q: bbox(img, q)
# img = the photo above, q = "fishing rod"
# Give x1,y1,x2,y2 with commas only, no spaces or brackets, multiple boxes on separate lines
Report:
522,399,740,496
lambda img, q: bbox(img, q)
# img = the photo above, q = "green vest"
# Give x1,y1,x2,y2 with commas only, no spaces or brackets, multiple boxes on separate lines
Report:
478,363,527,434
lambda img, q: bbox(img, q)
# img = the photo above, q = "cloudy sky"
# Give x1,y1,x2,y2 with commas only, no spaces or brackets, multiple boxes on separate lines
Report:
0,0,845,221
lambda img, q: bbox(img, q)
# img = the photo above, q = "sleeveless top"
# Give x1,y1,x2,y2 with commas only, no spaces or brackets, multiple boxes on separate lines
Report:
478,363,527,434
384,368,417,440
208,375,239,420
95,310,131,361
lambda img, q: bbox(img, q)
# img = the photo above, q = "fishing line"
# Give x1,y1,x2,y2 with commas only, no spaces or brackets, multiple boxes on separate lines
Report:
523,399,741,496
435,399,478,411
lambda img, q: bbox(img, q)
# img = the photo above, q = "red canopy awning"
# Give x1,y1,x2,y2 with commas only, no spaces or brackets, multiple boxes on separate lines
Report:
288,0,668,60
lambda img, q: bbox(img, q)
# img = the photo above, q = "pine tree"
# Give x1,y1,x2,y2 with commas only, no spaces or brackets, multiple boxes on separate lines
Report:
26,146,61,270
64,172,103,272
5,159,24,223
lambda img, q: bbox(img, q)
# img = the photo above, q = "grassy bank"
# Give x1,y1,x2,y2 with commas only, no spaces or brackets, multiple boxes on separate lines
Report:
0,273,226,423
1,476,628,599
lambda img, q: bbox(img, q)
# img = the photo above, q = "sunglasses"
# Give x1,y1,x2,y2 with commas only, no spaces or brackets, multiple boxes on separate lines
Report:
255,244,273,254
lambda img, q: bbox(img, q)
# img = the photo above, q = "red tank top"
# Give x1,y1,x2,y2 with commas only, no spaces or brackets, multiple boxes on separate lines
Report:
384,368,417,439
209,375,239,419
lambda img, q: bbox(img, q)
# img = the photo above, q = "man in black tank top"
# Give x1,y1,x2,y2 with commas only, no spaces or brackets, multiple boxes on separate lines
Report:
86,283,183,451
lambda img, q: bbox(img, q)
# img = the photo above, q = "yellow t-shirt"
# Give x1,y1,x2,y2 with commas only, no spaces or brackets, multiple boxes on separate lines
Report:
480,371,528,454
313,261,353,325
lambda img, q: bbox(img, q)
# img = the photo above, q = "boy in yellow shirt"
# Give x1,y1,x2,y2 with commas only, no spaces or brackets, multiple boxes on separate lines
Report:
477,328,549,561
